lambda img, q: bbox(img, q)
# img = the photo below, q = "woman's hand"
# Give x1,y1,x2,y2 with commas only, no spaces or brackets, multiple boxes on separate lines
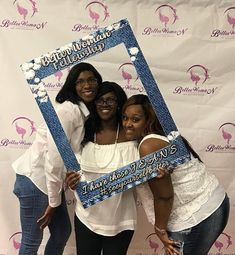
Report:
157,167,168,178
155,230,181,255
66,171,81,190
37,205,56,230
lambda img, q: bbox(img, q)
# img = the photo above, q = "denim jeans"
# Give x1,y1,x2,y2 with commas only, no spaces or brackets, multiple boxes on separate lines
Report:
13,174,71,255
168,194,230,255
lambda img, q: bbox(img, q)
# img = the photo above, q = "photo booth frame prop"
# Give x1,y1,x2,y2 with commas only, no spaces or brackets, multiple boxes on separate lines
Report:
21,19,191,208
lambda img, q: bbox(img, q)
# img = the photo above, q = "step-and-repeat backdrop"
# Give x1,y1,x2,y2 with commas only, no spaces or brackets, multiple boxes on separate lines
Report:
1,0,235,254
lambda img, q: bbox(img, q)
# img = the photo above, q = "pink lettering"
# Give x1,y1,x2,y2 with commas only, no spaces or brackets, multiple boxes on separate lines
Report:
0,19,47,30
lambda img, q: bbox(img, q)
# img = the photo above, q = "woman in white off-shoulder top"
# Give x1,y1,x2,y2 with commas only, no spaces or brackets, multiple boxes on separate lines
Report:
66,82,138,255
122,94,230,255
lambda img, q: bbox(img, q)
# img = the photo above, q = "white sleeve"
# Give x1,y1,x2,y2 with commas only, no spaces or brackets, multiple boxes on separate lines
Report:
45,103,82,207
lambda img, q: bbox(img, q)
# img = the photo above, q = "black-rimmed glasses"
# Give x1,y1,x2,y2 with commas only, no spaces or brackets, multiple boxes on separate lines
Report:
75,77,98,87
95,97,117,107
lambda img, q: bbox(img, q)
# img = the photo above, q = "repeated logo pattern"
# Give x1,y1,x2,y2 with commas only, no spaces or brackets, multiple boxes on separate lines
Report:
0,0,47,30
225,7,235,30
12,116,36,140
72,1,110,33
145,232,160,253
42,68,71,91
155,4,178,28
118,62,144,96
142,4,188,36
219,123,235,145
211,7,235,38
206,122,235,153
13,0,38,20
187,65,209,86
0,116,35,148
9,232,22,251
173,64,217,96
85,1,110,25
210,232,233,254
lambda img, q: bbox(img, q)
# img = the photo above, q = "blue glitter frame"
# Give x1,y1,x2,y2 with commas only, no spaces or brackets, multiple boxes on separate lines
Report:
21,19,190,208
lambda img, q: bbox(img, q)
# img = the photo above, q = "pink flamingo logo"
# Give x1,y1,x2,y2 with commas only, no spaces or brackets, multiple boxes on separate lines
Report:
12,116,37,140
219,123,235,145
29,0,38,16
155,4,178,27
224,7,235,30
187,65,210,86
213,232,232,252
145,232,160,252
221,128,232,145
222,232,233,249
85,1,110,24
13,0,38,20
214,240,223,252
118,63,139,85
54,70,63,81
14,122,27,140
121,68,132,85
9,232,22,250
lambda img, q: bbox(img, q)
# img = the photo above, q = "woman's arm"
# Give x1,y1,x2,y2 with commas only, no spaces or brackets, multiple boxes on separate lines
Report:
38,103,83,229
148,173,173,232
140,137,180,255
45,105,75,208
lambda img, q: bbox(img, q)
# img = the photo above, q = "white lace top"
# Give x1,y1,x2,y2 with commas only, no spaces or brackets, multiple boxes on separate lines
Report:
136,134,225,231
74,140,139,236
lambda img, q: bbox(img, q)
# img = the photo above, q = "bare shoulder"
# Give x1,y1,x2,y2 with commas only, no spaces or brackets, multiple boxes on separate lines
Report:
139,137,169,157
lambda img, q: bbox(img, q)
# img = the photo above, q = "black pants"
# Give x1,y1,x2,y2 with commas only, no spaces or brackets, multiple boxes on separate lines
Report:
74,215,134,255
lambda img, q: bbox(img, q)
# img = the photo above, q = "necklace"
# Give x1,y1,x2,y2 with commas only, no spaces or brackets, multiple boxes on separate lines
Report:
93,124,120,169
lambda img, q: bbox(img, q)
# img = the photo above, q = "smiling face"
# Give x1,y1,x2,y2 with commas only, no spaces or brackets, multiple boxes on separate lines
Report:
95,91,118,121
122,104,147,141
75,70,99,103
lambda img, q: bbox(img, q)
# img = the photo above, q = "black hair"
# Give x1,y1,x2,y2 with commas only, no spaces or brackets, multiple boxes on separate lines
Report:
83,81,127,143
55,62,102,104
123,94,202,162
95,81,127,127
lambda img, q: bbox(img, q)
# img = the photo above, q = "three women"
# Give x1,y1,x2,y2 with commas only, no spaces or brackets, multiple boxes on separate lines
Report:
13,63,229,255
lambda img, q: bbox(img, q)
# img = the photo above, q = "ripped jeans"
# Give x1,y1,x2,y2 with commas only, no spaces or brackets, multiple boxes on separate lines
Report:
167,194,230,255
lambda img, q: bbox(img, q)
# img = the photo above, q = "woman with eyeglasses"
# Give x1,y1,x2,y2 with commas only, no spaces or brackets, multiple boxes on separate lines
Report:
12,62,102,255
66,81,138,255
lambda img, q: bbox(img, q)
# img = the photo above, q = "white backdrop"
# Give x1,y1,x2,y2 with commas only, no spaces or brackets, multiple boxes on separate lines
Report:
1,0,235,254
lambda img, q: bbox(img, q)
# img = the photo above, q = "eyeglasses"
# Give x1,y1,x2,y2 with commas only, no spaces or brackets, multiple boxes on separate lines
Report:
75,77,98,87
95,97,117,107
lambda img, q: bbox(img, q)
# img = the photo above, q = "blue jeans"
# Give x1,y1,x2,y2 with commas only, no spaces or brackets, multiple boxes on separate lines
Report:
13,174,71,255
168,194,230,255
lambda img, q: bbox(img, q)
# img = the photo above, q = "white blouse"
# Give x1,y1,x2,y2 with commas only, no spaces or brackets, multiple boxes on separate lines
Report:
136,134,225,231
74,140,139,236
12,101,89,207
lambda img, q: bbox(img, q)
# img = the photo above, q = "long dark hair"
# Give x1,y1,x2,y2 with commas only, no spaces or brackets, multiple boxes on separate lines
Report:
55,62,102,104
83,81,127,143
122,94,202,162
